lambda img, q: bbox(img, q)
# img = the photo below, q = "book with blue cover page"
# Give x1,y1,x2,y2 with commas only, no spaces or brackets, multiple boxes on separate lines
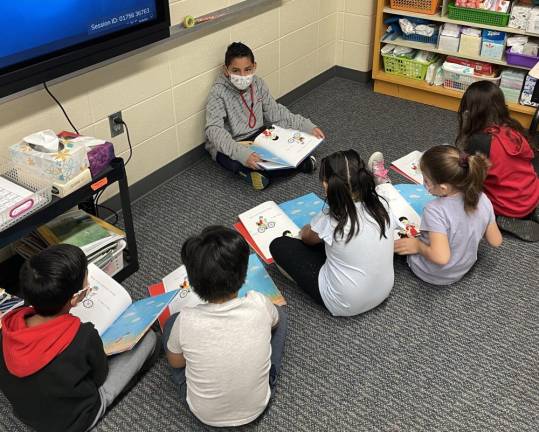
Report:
279,192,326,228
243,125,323,170
148,254,286,330
71,264,178,355
100,291,178,355
239,254,286,305
394,183,435,216
235,193,325,263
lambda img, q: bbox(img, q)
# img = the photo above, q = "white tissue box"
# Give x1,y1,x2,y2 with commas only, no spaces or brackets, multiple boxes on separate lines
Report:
526,7,539,35
481,41,505,60
510,3,533,30
10,138,89,183
459,34,482,56
438,34,461,52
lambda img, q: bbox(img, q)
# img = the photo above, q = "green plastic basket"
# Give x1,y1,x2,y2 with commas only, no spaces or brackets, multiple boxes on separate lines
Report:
447,2,510,27
382,54,435,80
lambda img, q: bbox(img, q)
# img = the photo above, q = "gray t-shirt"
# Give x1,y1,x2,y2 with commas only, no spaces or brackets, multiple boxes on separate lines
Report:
408,193,495,285
311,201,398,317
166,291,279,427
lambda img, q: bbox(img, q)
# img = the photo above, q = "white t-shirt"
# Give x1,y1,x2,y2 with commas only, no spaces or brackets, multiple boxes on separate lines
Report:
166,291,279,427
311,202,398,317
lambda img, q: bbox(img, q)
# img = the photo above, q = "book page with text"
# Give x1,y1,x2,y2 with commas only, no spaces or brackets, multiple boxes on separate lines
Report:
391,150,424,184
253,125,322,168
71,264,132,335
376,183,422,240
238,201,299,260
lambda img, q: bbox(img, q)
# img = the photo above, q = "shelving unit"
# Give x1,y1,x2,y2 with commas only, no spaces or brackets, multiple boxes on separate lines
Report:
387,37,530,70
0,158,139,294
373,0,538,126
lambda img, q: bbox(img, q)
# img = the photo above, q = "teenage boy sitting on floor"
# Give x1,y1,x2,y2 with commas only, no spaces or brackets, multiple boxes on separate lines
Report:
205,42,326,190
164,226,288,427
0,244,159,432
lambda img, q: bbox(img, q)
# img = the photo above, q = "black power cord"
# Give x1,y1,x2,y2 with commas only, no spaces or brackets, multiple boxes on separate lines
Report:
43,82,79,134
94,118,133,224
114,118,133,166
42,79,133,225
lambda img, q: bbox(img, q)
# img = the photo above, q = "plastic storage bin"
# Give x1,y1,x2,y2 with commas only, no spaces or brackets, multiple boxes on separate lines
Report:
401,31,439,44
506,49,539,69
382,54,437,80
447,2,510,27
442,65,501,92
98,240,126,277
0,160,52,232
390,0,441,15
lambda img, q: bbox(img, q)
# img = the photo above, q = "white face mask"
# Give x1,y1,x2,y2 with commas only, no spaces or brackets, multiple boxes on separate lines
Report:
229,73,254,91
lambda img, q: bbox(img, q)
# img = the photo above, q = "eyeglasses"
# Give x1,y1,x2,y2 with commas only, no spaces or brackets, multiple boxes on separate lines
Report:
73,282,91,300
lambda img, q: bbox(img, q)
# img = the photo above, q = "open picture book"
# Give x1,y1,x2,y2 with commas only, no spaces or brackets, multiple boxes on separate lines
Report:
234,193,326,264
391,150,423,184
393,183,436,216
243,125,323,170
71,264,178,355
377,183,435,239
148,254,286,331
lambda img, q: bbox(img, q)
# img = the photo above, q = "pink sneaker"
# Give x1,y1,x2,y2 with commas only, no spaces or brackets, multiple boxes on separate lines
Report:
367,151,391,185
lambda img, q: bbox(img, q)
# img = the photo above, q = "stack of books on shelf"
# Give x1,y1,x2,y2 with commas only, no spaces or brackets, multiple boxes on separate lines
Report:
15,210,126,277
0,289,24,327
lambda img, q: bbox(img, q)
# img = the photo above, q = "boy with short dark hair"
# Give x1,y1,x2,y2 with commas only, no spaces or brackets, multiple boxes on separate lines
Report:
164,226,288,427
0,244,158,432
205,42,325,190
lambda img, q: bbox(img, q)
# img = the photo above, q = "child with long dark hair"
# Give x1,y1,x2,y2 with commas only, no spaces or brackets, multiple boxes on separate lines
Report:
456,81,539,241
269,150,397,317
395,145,503,285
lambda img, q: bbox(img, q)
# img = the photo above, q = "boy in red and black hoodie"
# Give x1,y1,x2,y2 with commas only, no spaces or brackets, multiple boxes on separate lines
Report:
0,244,158,432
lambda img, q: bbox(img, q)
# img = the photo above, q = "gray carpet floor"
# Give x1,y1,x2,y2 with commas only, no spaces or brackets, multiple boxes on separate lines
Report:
1,77,538,431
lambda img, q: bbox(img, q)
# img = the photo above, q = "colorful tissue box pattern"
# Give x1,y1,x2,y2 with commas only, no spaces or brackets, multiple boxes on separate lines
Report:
10,140,89,183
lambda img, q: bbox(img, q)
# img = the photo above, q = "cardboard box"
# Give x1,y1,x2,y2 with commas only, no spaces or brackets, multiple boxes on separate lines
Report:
445,56,495,76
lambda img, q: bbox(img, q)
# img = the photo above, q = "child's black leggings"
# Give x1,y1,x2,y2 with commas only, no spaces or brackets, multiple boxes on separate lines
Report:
269,236,327,308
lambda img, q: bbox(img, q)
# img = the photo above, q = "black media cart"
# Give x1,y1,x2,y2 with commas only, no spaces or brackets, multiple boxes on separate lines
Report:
0,157,138,293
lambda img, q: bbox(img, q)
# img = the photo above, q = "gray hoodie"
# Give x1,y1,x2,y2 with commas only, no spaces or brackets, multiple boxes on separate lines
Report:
205,74,317,165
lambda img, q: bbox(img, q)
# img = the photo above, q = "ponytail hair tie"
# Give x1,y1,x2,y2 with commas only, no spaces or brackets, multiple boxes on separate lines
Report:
458,152,469,169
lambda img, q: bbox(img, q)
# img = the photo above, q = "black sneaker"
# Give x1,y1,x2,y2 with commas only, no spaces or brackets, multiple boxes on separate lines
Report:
496,216,539,242
238,171,270,190
299,155,317,174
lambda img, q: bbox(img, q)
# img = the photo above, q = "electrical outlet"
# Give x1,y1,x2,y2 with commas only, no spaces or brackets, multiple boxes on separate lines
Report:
108,111,124,137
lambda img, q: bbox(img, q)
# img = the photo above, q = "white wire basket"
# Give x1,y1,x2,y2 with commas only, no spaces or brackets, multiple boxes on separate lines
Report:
442,65,501,92
0,159,52,232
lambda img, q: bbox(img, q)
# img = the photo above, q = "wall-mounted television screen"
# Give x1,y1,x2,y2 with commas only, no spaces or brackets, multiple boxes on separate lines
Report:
0,0,170,98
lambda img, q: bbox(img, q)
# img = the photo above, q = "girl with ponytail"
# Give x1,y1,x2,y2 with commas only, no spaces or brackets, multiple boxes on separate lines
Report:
395,145,503,285
269,150,397,317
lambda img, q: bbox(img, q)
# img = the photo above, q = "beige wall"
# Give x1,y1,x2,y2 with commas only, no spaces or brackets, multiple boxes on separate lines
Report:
0,0,375,203
337,0,376,72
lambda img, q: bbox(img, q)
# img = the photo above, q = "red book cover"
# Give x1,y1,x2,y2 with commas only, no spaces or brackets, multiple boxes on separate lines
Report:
233,221,274,264
148,282,170,331
390,165,422,184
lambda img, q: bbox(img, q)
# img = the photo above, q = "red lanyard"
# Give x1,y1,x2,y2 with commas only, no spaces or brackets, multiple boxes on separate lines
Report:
240,85,257,129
